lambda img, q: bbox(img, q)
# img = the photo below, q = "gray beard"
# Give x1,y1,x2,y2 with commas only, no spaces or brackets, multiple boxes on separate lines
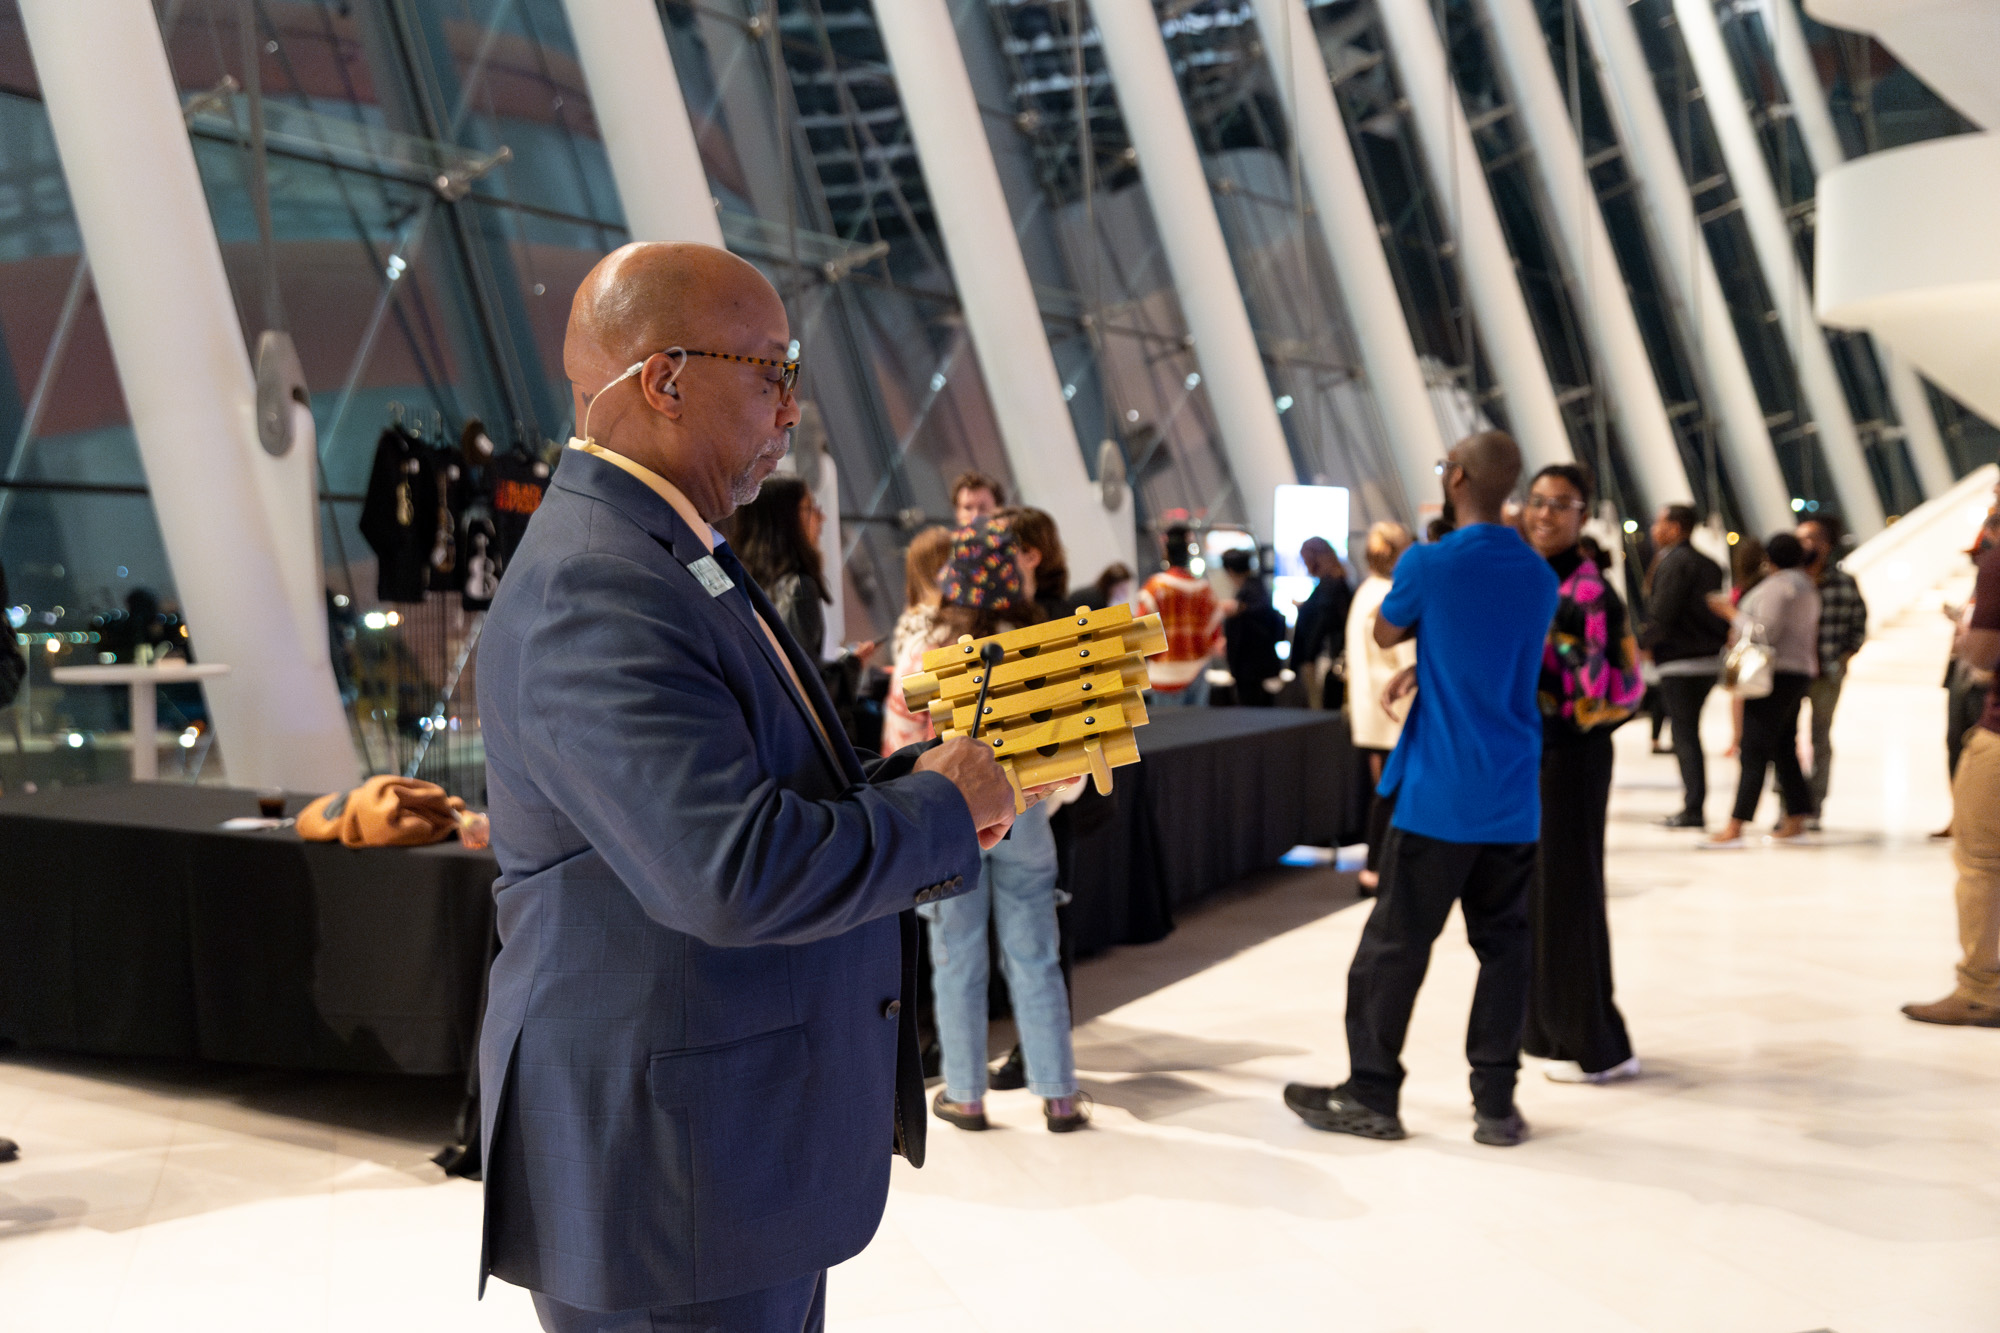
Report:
729,464,766,509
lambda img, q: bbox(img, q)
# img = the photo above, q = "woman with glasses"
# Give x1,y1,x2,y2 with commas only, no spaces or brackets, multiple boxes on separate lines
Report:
1520,464,1645,1085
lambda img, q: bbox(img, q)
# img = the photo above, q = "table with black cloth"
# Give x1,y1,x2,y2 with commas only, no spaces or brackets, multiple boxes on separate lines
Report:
0,783,495,1077
0,709,1357,1076
1058,706,1360,959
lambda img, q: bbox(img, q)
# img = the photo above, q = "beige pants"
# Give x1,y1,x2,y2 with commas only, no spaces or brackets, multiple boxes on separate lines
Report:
1950,728,2000,1003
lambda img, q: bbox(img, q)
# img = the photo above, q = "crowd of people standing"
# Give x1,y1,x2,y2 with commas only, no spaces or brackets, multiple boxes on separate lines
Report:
724,429,1998,1160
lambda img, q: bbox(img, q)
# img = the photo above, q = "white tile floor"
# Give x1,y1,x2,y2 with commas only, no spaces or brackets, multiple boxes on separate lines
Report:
3,581,1997,1332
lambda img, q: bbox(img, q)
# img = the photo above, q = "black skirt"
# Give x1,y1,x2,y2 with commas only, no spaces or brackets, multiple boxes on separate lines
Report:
1522,728,1633,1073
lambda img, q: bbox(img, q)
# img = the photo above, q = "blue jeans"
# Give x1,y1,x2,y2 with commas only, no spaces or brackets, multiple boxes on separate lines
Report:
1148,671,1211,708
921,802,1076,1103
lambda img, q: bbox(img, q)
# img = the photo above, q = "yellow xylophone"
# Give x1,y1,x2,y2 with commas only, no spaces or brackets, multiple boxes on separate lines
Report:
901,603,1169,812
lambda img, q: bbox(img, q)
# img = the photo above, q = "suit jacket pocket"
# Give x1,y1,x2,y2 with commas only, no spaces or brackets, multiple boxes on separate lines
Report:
649,1026,814,1231
648,1025,811,1107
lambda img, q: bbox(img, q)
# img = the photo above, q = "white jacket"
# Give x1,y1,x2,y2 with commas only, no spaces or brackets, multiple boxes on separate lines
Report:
1344,575,1417,750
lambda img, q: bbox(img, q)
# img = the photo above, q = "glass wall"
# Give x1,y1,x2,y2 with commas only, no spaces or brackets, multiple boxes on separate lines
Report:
0,1,196,786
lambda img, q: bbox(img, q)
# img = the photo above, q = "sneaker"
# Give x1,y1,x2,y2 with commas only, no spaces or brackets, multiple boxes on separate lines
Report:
1659,812,1705,830
931,1090,988,1131
1282,1083,1406,1140
1544,1056,1641,1085
988,1045,1026,1092
1901,994,2000,1028
1044,1092,1092,1133
1472,1109,1530,1147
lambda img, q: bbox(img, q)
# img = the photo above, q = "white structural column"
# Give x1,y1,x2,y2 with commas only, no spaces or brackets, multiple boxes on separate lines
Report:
1089,0,1297,541
1575,0,1794,532
1371,0,1573,472
563,0,725,247
1249,0,1445,514
1478,0,1694,512
18,0,358,792
18,0,360,788
1673,0,1884,535
1758,0,1954,501
871,0,1131,577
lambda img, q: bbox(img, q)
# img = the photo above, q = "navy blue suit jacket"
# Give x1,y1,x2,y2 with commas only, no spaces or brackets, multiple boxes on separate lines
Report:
475,449,980,1311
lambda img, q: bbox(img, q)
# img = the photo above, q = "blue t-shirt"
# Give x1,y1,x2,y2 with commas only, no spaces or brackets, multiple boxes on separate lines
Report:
1377,523,1560,844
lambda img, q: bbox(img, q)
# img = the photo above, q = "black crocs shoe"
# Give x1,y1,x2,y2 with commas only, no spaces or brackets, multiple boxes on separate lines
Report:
988,1045,1027,1092
1283,1083,1406,1140
1472,1109,1530,1147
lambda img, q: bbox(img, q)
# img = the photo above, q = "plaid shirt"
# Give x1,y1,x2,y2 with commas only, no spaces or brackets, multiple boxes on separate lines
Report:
1137,569,1220,691
1817,564,1867,667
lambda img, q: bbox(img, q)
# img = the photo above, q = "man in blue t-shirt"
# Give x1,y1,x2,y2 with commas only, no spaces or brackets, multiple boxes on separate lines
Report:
1285,431,1559,1148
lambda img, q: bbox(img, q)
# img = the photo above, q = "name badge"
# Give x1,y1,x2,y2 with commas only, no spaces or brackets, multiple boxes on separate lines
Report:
688,555,734,598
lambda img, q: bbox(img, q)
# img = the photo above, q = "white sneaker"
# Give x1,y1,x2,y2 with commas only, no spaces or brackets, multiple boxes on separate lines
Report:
1544,1056,1641,1085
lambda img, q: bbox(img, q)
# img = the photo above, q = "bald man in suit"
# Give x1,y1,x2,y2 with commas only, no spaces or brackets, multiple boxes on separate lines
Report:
476,243,1021,1332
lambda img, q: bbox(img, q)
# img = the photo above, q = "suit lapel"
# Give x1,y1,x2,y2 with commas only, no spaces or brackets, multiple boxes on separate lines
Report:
716,547,863,787
553,451,858,786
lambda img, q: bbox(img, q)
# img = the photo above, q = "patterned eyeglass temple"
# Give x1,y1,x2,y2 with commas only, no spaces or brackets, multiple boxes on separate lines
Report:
679,349,800,395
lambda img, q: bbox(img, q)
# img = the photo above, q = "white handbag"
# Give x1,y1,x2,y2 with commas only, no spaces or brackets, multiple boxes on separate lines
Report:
1722,623,1775,700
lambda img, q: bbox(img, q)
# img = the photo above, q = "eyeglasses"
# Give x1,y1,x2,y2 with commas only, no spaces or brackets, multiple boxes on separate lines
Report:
583,346,802,443
1524,495,1588,514
1434,457,1460,476
678,348,802,397
595,347,802,404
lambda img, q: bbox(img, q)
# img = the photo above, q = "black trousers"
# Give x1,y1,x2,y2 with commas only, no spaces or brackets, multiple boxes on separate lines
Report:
1345,826,1537,1118
1657,672,1716,819
1732,671,1815,822
1357,747,1394,874
1523,732,1632,1074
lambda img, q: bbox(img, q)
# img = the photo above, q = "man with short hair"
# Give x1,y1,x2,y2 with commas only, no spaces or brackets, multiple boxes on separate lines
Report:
950,471,1004,528
1793,515,1866,827
477,242,1020,1331
1641,504,1732,829
1292,536,1352,710
1284,431,1560,1148
1136,525,1221,708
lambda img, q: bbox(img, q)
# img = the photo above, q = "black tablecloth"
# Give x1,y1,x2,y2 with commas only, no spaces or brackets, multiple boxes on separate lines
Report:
0,709,1354,1073
0,783,495,1076
1061,706,1357,958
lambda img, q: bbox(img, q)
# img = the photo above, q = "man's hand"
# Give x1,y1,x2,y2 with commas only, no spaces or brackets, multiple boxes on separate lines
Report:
1381,665,1416,718
917,737,1019,849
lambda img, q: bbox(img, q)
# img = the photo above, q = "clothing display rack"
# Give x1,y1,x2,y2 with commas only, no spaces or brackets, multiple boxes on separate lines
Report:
335,404,555,803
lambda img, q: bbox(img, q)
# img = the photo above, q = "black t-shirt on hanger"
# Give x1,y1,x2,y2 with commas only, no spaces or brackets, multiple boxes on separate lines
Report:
358,426,441,603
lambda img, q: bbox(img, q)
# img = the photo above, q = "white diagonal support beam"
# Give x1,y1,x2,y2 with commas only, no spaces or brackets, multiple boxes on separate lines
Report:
1372,0,1574,473
1249,0,1446,516
1757,0,1954,501
563,0,726,248
1478,0,1695,513
1575,0,1796,533
1090,0,1298,541
872,0,1132,577
1674,0,1884,535
18,0,358,790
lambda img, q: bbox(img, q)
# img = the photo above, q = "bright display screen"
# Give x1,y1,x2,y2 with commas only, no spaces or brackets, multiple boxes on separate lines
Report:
1271,484,1350,629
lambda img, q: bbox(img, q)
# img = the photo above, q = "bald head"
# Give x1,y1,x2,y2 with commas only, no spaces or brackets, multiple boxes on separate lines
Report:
565,242,782,392
1450,430,1523,519
561,241,801,523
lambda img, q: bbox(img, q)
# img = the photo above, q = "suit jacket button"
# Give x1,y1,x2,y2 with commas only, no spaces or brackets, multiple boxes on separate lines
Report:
881,999,902,1018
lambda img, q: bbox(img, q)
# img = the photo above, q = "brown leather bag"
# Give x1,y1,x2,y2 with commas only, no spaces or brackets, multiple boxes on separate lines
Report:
296,775,470,848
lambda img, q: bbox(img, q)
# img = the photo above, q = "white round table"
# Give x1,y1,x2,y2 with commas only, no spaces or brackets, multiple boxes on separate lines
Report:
50,662,231,781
